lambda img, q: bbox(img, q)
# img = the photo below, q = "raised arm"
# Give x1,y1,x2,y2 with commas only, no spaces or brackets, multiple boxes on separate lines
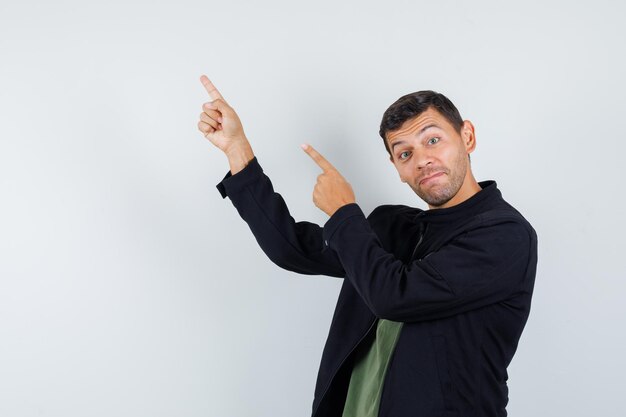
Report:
198,75,345,277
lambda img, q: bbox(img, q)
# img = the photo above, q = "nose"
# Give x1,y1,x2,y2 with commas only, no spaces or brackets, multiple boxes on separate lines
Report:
414,148,434,170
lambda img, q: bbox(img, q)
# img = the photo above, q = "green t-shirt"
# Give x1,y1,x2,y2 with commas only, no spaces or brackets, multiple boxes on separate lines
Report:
341,319,404,417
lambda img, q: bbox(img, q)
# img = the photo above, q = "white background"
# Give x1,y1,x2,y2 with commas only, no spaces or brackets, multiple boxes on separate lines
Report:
1,0,624,415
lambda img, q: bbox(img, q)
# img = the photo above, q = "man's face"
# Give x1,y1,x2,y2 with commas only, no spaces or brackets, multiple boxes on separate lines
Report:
386,107,477,209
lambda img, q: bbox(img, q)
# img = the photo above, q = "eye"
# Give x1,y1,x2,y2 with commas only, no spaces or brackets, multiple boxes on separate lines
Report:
427,136,440,145
398,151,411,160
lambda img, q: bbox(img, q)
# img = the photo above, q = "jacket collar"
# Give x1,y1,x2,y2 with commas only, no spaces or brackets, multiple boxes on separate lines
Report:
414,180,500,223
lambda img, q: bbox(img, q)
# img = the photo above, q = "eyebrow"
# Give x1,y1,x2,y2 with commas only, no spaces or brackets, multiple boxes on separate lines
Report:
390,124,441,152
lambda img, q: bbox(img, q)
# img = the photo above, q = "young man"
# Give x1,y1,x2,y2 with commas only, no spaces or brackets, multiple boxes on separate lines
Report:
198,75,538,417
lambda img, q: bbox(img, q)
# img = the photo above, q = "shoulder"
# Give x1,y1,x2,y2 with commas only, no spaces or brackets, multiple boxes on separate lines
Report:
366,204,423,248
367,204,422,224
365,204,422,253
464,206,537,254
480,198,537,240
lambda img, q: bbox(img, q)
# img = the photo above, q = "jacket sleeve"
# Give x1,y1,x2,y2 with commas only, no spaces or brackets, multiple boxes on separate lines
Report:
216,156,345,278
321,203,534,321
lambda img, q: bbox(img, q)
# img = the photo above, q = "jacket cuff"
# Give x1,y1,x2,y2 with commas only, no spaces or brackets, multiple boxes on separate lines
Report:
322,203,366,247
215,156,262,199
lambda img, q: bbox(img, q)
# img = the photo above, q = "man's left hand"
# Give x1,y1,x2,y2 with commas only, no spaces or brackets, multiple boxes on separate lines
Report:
301,143,356,217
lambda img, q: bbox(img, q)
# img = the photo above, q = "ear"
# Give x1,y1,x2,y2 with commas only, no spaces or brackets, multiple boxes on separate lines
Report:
461,120,477,154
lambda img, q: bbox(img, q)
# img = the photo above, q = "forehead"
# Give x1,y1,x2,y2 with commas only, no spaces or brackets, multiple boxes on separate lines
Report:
386,107,453,143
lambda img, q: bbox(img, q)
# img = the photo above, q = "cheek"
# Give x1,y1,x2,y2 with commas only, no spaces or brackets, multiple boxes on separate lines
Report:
395,165,409,182
402,165,418,183
437,147,459,166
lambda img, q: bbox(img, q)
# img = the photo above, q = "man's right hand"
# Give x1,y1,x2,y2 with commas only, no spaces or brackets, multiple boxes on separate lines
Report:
198,75,255,175
198,75,249,155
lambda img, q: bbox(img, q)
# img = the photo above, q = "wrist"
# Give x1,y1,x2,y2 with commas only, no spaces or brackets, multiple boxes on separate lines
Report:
226,140,255,175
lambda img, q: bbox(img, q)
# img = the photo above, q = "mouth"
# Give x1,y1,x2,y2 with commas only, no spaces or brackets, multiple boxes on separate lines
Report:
419,171,445,185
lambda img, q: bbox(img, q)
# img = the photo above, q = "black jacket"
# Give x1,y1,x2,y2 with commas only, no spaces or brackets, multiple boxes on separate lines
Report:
216,156,538,417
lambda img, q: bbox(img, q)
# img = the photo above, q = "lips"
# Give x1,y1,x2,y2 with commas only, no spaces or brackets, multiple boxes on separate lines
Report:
419,171,445,185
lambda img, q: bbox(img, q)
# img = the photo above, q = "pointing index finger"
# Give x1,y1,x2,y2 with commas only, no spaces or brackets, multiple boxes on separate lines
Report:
200,75,224,101
302,143,336,172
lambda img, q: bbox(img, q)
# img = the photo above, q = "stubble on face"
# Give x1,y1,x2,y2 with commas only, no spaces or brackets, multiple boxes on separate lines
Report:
410,146,468,208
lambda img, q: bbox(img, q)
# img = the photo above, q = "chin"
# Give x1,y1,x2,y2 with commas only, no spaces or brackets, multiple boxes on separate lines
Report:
419,188,456,208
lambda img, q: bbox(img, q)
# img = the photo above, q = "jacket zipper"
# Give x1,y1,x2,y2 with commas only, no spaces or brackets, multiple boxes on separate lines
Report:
377,221,427,416
410,220,428,261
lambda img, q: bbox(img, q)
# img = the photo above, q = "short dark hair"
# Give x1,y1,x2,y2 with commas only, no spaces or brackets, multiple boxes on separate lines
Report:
379,90,464,158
